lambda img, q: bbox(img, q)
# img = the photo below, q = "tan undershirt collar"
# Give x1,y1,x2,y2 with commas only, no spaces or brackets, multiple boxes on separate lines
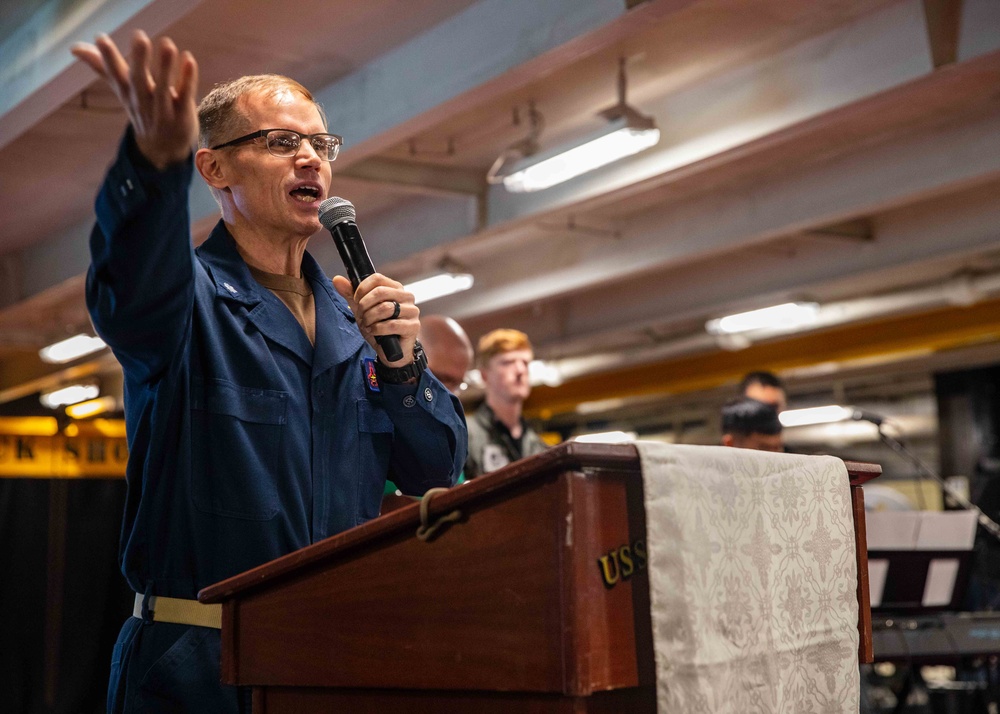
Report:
248,265,316,346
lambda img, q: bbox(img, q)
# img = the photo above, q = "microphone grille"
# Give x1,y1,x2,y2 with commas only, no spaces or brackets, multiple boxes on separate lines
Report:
318,196,356,229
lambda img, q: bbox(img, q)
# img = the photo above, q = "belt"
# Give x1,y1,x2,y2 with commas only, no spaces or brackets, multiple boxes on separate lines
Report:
134,593,222,629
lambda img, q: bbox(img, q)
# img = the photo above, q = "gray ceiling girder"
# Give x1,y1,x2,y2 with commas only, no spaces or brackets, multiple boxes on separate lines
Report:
0,0,204,151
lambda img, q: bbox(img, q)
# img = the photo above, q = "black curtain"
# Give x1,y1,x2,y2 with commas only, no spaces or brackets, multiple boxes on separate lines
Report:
936,364,1000,609
0,478,132,714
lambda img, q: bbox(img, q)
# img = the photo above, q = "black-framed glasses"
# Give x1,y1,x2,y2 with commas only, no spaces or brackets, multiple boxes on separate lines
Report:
211,128,343,161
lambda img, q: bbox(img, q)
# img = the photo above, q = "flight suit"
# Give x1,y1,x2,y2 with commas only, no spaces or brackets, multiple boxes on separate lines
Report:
89,131,466,712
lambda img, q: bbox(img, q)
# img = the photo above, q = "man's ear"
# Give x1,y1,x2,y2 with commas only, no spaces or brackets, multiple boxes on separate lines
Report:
195,148,229,191
721,434,734,447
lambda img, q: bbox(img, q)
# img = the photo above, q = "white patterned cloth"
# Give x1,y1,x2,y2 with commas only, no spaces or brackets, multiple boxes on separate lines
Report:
636,443,859,713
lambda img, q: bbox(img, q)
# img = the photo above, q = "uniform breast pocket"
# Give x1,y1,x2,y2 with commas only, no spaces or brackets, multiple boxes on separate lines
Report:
357,399,394,519
191,379,287,521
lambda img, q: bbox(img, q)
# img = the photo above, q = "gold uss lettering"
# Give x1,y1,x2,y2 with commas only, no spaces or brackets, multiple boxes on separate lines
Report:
596,539,647,589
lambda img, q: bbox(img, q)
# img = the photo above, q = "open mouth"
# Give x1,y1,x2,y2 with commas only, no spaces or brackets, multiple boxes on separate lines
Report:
289,185,322,203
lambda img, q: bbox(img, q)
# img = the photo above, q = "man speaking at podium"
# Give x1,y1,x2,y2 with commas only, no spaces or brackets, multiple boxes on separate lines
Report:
72,31,466,713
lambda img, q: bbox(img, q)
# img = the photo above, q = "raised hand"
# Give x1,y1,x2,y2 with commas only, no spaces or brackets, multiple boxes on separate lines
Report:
71,30,199,170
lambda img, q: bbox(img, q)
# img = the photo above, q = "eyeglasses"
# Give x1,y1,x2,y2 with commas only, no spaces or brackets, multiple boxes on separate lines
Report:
211,128,343,161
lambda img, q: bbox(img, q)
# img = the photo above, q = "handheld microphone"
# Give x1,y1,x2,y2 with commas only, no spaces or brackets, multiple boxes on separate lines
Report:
318,197,403,362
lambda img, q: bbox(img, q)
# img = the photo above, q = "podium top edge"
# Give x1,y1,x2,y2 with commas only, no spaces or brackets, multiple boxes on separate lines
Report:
198,442,878,603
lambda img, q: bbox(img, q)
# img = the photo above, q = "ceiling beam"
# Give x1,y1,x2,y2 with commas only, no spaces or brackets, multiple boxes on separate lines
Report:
307,192,480,274
338,157,485,198
0,0,204,152
922,0,963,68
957,0,1000,61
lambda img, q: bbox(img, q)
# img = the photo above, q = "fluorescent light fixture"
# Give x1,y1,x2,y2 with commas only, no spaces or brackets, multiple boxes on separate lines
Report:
404,272,474,304
39,333,107,363
779,405,854,428
92,418,127,438
528,360,563,387
40,384,100,409
706,302,820,335
575,397,629,415
465,361,561,388
65,396,117,419
503,114,659,193
0,416,60,436
574,430,637,444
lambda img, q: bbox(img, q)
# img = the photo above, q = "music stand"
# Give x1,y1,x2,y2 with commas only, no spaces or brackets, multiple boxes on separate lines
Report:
867,510,978,613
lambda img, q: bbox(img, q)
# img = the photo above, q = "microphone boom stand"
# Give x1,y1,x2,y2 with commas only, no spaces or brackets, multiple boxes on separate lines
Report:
876,422,1000,542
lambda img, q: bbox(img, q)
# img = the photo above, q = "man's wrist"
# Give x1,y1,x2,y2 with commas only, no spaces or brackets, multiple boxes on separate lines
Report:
124,128,192,177
375,340,427,384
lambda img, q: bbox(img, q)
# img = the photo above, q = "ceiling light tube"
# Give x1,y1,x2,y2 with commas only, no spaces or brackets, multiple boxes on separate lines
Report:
0,417,60,436
706,302,820,335
528,359,563,387
779,405,855,427
39,333,106,363
40,384,100,410
65,396,117,419
503,114,659,193
573,430,637,444
405,272,474,304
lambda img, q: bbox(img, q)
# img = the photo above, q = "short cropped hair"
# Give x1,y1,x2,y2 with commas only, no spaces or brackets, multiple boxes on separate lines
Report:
738,370,785,394
476,329,532,370
721,397,783,437
197,74,327,149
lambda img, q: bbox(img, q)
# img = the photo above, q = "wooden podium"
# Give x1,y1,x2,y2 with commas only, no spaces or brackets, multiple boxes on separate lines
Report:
199,443,879,713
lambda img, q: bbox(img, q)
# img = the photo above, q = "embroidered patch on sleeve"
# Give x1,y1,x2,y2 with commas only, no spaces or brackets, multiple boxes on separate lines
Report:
363,358,380,393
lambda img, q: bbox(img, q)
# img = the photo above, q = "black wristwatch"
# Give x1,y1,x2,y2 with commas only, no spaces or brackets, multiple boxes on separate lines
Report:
375,340,427,384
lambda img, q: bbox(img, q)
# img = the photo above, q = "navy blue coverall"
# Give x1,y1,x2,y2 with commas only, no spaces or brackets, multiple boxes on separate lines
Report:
88,131,467,712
